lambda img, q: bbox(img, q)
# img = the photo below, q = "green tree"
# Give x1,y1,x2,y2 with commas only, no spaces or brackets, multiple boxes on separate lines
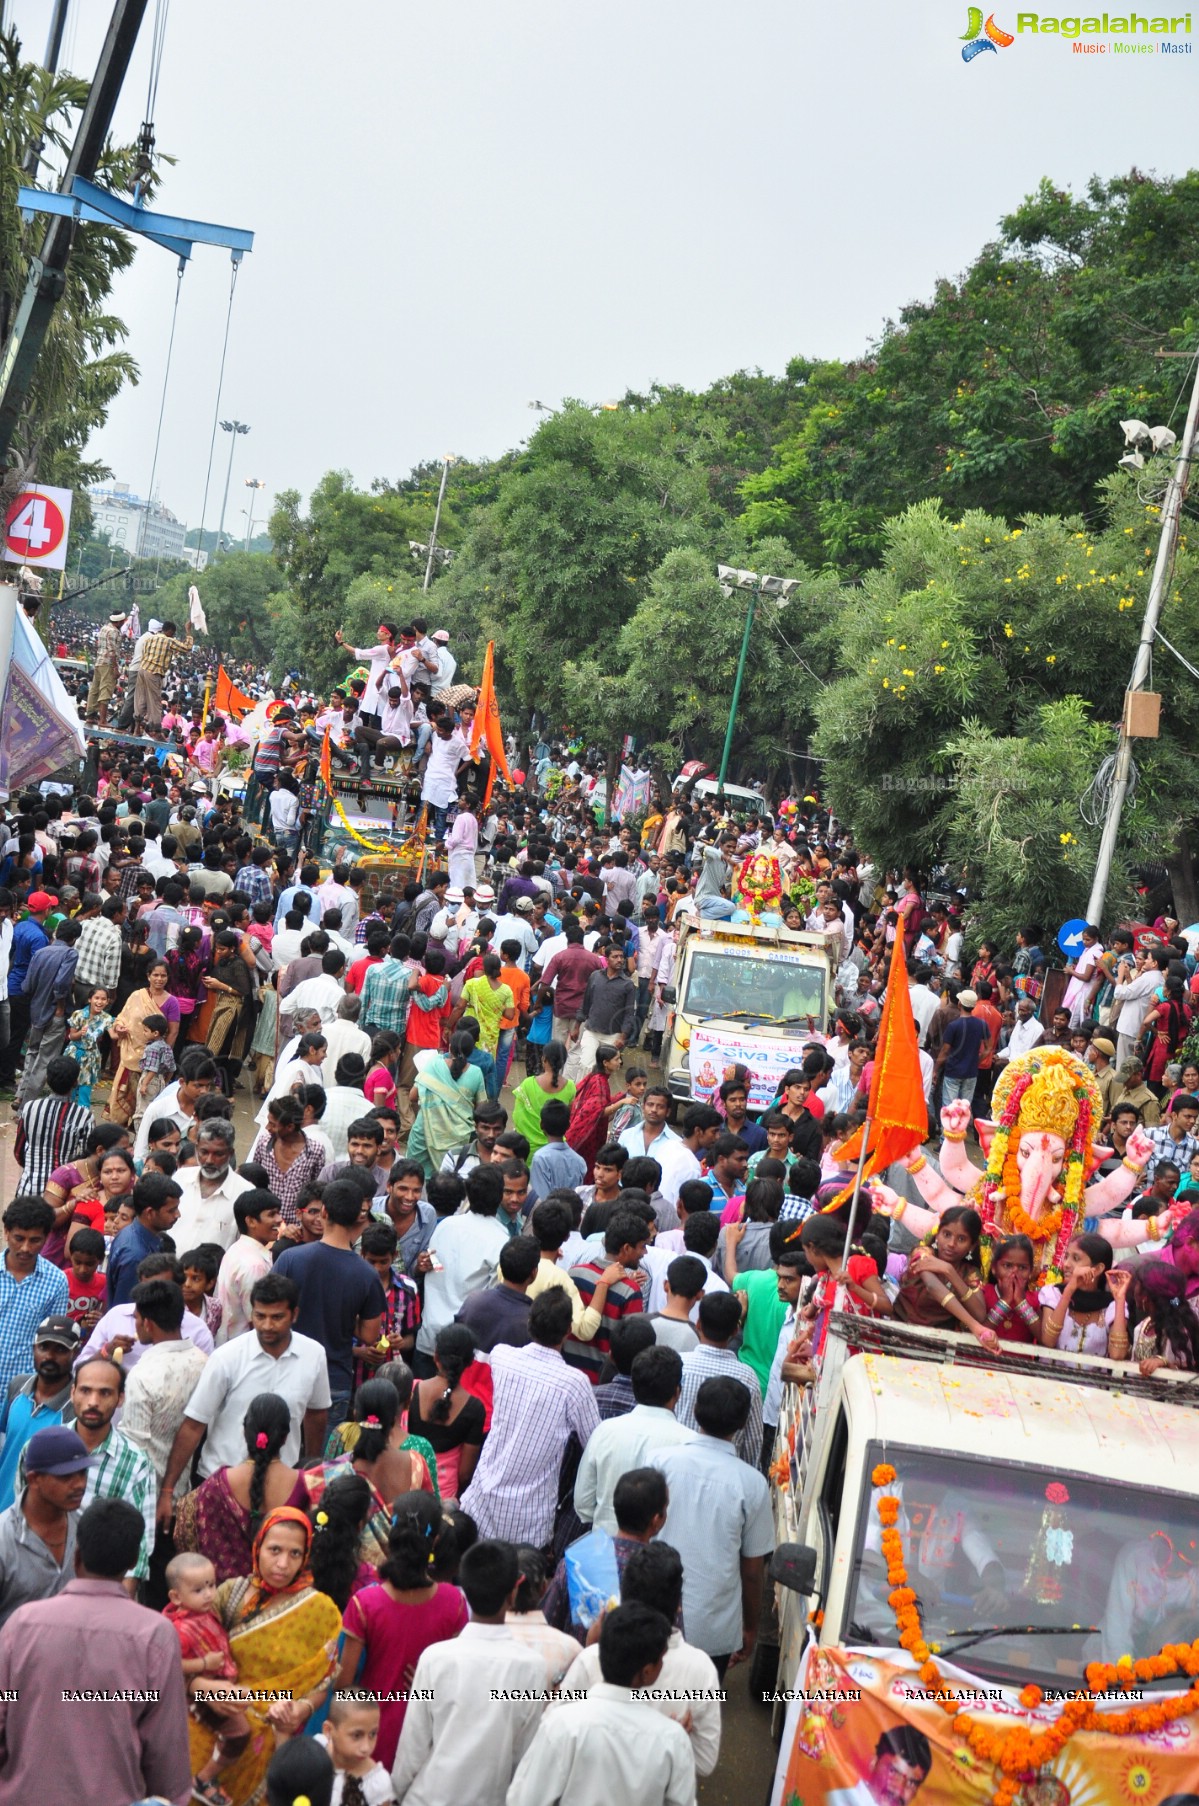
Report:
740,171,1199,572
153,552,285,664
267,471,443,688
813,485,1199,933
0,28,160,505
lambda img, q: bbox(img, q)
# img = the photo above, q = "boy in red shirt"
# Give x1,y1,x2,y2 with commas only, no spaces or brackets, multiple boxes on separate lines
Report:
399,947,453,1133
66,1228,107,1334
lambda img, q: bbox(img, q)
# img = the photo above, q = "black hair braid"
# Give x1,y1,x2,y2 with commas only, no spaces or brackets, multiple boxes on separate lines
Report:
242,1393,291,1526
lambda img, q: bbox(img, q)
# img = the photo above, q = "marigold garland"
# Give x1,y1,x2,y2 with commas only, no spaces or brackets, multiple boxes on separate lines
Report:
870,1468,1199,1804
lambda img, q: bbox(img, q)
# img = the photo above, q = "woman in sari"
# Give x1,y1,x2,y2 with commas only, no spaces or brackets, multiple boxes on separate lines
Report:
108,959,182,1124
406,1029,485,1177
323,1358,440,1497
1141,976,1193,1094
189,1506,341,1806
303,1381,432,1572
565,1043,623,1180
173,1396,310,1585
41,1122,130,1267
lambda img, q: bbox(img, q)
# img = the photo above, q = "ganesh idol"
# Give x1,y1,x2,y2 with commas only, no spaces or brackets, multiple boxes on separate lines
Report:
870,1045,1184,1275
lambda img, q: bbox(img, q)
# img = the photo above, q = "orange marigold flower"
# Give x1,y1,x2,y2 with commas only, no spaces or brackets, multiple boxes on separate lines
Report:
871,1463,897,1486
1018,1684,1043,1709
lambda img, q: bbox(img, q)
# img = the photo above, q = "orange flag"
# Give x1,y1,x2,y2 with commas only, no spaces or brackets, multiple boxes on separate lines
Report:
214,665,253,721
829,929,928,1203
468,639,511,808
318,725,333,795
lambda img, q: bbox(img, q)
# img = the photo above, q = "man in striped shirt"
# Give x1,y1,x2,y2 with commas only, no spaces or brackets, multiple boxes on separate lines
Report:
233,847,274,909
675,1292,763,1466
563,1211,648,1384
132,619,192,730
360,940,413,1036
461,1288,599,1545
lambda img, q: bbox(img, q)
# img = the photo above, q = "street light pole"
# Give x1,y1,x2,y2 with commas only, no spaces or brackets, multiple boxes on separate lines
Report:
714,565,800,791
243,477,266,550
717,591,756,790
216,419,248,557
422,456,452,593
1085,356,1199,925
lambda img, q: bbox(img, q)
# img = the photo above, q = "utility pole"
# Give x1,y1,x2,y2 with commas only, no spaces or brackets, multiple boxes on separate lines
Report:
717,591,756,790
422,456,451,592
1086,352,1199,925
0,0,150,469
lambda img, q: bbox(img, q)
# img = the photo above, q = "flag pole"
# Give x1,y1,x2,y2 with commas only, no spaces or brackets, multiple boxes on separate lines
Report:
840,1115,873,1270
201,675,211,734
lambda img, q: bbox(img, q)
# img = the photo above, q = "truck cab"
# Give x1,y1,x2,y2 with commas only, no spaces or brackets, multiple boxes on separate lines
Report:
766,1316,1199,1723
663,917,832,1108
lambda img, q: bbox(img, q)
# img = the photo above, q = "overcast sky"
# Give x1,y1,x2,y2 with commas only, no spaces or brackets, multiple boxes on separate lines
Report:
7,0,1198,539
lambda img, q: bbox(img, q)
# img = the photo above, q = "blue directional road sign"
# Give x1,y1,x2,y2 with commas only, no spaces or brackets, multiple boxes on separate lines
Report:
1057,918,1088,956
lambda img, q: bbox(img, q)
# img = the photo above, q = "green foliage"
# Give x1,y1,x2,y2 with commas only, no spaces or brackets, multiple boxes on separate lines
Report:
814,484,1199,933
153,553,284,664
738,171,1199,573
0,28,162,503
267,472,443,688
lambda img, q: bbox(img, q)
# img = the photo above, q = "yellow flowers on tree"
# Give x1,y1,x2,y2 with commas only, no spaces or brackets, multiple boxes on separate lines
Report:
814,483,1199,936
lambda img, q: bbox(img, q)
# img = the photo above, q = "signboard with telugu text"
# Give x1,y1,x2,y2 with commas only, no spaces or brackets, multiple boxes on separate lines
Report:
688,1023,819,1113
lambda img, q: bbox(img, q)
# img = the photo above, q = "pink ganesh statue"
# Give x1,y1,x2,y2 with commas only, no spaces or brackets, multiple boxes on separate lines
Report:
872,1045,1182,1276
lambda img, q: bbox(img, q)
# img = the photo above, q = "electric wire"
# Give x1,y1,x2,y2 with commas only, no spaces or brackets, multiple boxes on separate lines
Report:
194,256,240,561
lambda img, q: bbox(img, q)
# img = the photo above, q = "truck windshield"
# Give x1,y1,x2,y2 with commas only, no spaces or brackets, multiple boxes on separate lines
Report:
681,949,825,1025
845,1445,1199,1688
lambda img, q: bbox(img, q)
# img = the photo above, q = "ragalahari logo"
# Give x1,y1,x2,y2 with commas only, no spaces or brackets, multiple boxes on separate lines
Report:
961,7,1016,56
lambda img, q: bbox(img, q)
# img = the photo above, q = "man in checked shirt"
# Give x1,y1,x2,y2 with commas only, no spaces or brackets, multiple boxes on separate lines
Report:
133,618,192,731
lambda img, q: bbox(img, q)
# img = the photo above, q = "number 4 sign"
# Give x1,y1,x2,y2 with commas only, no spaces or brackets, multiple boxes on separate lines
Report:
4,484,73,571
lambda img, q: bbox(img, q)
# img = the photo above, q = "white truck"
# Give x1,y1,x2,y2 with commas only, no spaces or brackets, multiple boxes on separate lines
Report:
762,1316,1199,1784
661,917,833,1110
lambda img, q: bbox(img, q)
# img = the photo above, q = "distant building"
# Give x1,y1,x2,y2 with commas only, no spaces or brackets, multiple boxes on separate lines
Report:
88,483,187,561
181,546,209,572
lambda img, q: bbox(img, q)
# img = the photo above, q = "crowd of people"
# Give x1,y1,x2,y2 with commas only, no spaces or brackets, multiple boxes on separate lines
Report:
0,608,1195,1806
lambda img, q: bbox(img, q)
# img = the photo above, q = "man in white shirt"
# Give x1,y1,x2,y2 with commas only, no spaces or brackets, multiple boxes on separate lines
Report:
415,1166,510,1356
574,1347,695,1533
287,949,347,1024
121,1278,209,1499
488,899,540,969
155,1273,331,1515
995,997,1045,1067
907,969,941,1048
319,994,372,1081
333,624,397,723
508,1601,695,1806
393,1541,545,1806
554,1542,720,1783
430,628,457,690
1112,949,1162,1071
214,1191,280,1342
419,715,471,840
620,1091,698,1208
172,1121,252,1251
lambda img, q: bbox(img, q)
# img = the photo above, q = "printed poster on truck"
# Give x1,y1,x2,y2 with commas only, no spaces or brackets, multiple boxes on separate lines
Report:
771,1643,1199,1806
689,1024,816,1113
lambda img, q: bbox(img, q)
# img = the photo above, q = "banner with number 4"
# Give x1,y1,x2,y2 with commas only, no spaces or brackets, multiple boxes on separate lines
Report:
4,485,73,571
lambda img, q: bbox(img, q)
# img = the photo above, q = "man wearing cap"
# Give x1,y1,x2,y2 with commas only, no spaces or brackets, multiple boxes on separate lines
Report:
489,893,540,970
85,614,126,727
935,989,992,1109
0,891,54,1091
1086,1034,1120,1120
0,1425,90,1630
430,627,457,690
0,1315,79,1513
430,885,477,958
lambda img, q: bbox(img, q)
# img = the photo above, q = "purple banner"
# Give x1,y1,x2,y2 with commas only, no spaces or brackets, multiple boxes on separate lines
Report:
0,662,82,791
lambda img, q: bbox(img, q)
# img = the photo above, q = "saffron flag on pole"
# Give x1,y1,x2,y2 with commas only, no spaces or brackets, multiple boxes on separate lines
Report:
468,639,511,807
831,929,927,1195
213,665,254,721
318,725,333,796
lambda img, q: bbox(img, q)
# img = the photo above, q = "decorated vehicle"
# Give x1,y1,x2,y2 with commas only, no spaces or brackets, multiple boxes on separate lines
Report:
661,916,832,1110
764,1316,1199,1806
